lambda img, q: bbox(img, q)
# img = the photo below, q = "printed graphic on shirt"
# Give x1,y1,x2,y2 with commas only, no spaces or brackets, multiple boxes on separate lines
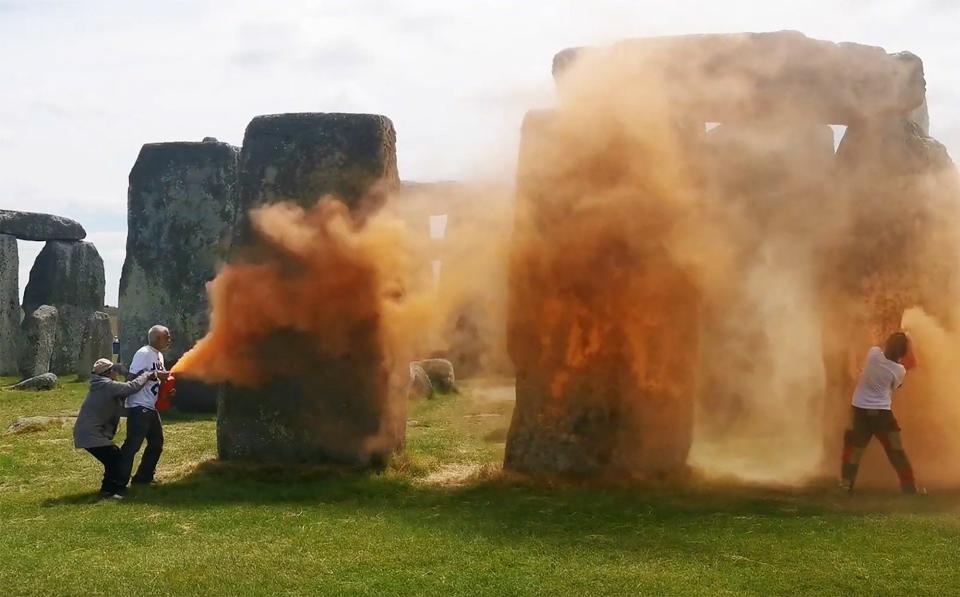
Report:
125,347,166,411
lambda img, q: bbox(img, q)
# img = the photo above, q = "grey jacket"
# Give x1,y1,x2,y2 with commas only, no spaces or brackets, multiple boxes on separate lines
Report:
73,372,153,449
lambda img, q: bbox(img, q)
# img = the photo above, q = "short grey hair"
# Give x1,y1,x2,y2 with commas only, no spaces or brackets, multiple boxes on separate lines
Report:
147,325,170,344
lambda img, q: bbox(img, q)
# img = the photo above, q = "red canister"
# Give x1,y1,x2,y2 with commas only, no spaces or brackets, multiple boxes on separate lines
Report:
155,375,176,412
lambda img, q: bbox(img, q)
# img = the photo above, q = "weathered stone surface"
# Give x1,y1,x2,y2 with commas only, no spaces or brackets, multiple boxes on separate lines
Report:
408,362,433,400
705,122,835,196
416,358,456,393
909,98,930,136
8,372,58,391
504,110,699,478
118,140,240,365
18,305,58,379
23,241,104,374
218,369,403,468
170,377,218,413
554,31,926,124
5,415,75,435
217,317,405,467
826,118,957,328
0,234,18,375
234,112,399,245
76,311,112,380
218,113,403,466
836,118,953,176
0,209,86,241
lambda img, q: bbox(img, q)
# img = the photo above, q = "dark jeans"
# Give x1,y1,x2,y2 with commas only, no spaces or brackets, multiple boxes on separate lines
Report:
840,406,916,493
119,406,164,486
85,445,125,495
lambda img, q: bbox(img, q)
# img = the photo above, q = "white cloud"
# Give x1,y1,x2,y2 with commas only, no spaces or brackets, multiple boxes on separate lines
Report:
2,0,959,306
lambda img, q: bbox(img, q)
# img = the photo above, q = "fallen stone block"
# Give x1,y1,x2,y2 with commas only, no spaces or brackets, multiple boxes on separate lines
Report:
5,415,75,434
8,372,59,391
416,358,456,393
408,362,433,400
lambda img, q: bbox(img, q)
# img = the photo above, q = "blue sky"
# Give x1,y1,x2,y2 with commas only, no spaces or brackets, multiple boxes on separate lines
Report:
2,0,958,305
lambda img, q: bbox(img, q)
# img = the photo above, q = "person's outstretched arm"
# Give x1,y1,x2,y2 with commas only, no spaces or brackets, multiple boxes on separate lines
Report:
104,371,156,398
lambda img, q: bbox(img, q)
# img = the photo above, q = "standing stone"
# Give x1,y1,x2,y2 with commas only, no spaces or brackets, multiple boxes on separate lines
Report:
22,241,104,375
118,140,240,366
504,110,701,478
0,210,86,241
171,378,219,413
218,112,402,466
0,234,18,375
18,305,58,379
821,117,960,484
76,311,112,380
233,112,399,244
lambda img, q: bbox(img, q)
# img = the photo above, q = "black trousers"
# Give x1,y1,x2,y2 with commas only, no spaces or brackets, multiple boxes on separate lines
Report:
85,445,124,495
840,406,916,492
119,406,164,485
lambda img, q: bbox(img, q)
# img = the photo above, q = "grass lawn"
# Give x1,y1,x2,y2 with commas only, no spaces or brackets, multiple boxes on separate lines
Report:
1,376,959,596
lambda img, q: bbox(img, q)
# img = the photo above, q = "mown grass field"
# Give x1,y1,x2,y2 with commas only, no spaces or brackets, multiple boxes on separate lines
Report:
1,376,959,596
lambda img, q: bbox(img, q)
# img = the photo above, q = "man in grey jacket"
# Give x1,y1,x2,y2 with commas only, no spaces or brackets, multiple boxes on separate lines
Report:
74,358,166,499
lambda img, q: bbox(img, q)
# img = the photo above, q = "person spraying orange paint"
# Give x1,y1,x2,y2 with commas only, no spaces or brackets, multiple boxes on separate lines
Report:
840,331,920,493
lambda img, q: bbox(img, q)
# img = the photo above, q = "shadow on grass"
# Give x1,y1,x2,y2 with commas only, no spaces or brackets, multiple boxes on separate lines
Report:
42,466,825,560
40,459,960,567
44,458,960,525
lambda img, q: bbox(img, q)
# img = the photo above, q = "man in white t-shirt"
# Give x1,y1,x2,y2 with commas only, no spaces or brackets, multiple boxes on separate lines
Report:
840,331,918,494
117,324,173,489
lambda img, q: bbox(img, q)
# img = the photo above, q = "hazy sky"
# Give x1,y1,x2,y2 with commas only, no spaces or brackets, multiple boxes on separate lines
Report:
2,0,958,305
